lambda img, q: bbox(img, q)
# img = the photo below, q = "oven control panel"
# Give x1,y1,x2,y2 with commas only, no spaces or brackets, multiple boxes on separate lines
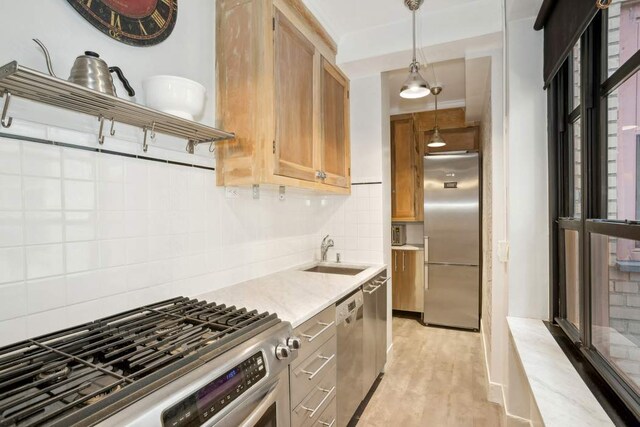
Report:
161,352,267,427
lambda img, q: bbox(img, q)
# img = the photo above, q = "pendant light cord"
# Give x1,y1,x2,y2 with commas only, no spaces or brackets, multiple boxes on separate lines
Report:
412,10,418,67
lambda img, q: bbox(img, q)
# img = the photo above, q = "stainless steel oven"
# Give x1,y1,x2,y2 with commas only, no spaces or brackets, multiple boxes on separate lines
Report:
97,322,296,427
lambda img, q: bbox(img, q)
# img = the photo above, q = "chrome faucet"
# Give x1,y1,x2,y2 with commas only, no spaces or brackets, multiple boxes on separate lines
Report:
321,235,334,262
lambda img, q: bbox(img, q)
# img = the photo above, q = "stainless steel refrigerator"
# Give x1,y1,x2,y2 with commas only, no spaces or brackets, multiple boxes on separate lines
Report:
423,153,480,330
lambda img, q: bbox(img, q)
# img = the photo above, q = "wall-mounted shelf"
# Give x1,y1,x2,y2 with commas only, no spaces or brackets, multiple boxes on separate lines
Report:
0,61,235,153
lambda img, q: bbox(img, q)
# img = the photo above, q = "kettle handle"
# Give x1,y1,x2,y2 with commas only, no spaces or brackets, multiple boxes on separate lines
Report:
108,66,135,97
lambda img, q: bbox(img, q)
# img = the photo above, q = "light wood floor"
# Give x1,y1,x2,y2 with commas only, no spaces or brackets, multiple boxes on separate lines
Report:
356,316,503,427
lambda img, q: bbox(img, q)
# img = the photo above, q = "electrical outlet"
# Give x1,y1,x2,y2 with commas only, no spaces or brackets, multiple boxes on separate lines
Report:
279,186,286,201
225,186,240,199
252,185,260,200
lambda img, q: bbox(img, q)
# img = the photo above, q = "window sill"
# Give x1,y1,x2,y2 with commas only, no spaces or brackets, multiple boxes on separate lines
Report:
507,317,614,426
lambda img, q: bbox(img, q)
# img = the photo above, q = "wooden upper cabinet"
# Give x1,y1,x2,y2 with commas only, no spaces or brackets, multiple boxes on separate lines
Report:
320,58,350,188
274,10,317,182
215,0,350,194
391,116,423,222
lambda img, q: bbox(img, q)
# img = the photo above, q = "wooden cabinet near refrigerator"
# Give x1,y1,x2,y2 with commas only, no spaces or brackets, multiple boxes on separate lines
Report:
392,249,424,313
216,0,350,194
391,115,423,222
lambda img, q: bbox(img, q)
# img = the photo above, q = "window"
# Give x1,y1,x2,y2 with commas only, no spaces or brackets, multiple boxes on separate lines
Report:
549,3,640,419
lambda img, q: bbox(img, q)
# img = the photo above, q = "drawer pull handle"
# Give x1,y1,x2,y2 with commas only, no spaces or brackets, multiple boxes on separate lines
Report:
363,284,380,295
373,277,390,285
301,354,335,380
301,386,335,418
319,419,336,427
301,321,335,342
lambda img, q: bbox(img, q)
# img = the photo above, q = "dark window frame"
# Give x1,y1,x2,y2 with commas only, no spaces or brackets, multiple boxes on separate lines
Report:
549,6,640,420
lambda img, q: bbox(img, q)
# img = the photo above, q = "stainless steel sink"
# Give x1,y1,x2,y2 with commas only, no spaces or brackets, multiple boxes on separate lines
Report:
303,265,366,276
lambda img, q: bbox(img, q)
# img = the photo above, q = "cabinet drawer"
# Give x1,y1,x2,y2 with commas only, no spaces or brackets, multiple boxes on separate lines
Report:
290,334,336,408
293,305,336,364
291,365,337,427
314,397,336,427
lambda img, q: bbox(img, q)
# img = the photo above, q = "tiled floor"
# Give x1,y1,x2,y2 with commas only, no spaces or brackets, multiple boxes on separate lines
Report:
357,316,503,427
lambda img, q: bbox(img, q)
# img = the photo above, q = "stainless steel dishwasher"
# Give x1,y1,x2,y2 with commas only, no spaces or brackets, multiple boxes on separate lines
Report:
363,274,389,399
336,289,364,427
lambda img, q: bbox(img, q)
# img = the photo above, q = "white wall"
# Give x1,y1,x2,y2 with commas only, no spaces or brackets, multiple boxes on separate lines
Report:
505,16,549,320
0,0,217,133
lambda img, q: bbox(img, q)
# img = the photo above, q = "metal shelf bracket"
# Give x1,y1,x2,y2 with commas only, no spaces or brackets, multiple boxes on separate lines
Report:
1,90,13,128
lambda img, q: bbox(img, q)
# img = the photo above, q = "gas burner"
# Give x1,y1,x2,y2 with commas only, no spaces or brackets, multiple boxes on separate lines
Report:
78,377,122,406
163,343,190,356
0,297,277,427
37,364,71,384
202,331,221,346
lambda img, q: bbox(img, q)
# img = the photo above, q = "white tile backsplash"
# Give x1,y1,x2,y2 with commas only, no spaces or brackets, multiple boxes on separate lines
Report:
24,212,64,245
0,139,21,175
21,144,61,178
0,212,23,247
0,174,23,210
25,244,64,279
0,247,24,284
23,177,62,210
0,137,350,346
319,183,385,264
64,180,96,210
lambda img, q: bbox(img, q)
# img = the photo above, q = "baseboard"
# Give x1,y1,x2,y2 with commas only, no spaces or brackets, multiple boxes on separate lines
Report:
480,321,504,404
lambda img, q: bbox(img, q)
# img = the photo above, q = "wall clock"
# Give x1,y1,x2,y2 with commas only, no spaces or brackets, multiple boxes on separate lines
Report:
66,0,178,47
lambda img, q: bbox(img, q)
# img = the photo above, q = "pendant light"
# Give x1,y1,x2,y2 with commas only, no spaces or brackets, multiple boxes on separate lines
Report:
428,86,446,148
400,0,429,99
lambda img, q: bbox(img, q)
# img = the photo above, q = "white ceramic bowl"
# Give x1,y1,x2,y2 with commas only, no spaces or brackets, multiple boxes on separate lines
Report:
142,75,206,121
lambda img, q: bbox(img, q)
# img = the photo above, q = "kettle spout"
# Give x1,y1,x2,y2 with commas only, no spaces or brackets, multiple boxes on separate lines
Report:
33,39,56,77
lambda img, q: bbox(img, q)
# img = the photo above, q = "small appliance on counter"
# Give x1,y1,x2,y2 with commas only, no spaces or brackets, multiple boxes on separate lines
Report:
0,297,300,426
392,224,407,246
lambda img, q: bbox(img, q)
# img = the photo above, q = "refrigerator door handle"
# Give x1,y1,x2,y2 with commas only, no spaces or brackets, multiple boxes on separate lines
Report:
424,264,429,290
394,251,397,271
402,252,405,271
424,236,429,263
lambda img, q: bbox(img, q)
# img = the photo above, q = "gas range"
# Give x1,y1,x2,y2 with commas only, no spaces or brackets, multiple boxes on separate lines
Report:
0,297,299,427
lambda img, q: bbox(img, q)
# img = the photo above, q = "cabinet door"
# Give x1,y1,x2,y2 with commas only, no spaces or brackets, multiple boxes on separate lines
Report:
273,9,317,182
391,250,424,312
391,117,422,221
391,250,404,310
320,58,350,188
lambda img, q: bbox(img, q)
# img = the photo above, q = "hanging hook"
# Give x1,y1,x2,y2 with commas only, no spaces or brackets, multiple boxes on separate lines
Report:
209,141,215,153
186,140,195,154
149,121,156,140
109,118,116,136
143,126,150,152
1,90,13,128
97,115,106,145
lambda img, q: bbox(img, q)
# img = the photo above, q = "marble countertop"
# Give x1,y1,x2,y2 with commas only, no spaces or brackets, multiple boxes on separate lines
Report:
197,261,387,328
507,317,614,426
391,244,424,251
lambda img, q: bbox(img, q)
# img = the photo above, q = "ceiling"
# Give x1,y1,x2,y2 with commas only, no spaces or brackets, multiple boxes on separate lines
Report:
303,0,478,42
386,59,466,115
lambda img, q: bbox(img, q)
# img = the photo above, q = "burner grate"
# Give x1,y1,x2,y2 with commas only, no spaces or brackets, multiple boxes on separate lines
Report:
0,297,279,427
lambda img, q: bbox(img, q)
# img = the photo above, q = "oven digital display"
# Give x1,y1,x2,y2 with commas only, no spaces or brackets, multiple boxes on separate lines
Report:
195,367,245,412
161,352,267,427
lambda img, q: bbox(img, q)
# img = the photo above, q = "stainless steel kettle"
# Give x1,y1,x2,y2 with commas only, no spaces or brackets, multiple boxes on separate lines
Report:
33,39,135,97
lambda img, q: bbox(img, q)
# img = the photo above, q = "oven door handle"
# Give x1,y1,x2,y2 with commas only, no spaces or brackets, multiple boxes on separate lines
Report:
238,380,280,427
